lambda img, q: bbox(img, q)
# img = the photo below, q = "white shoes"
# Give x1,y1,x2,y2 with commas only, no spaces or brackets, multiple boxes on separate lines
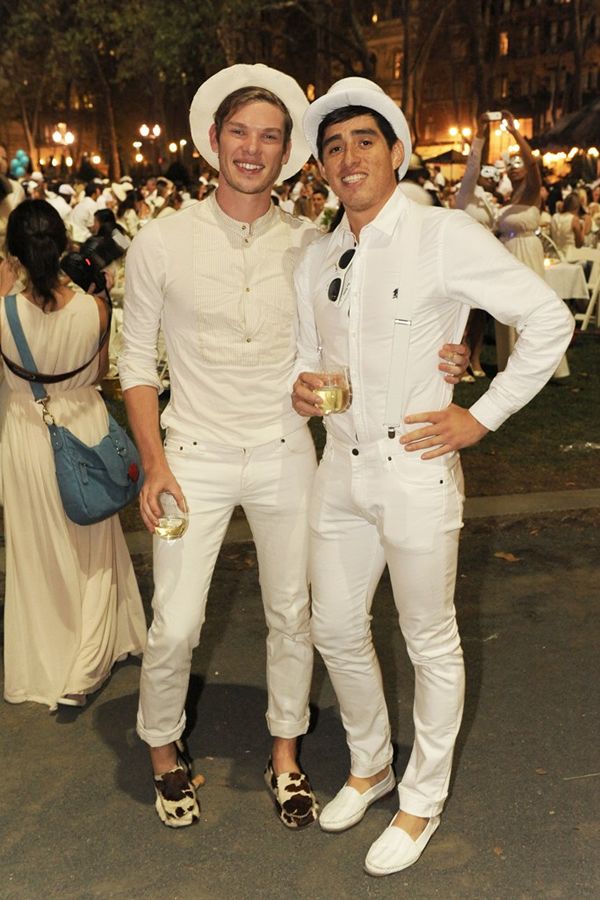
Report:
364,814,440,876
319,767,396,833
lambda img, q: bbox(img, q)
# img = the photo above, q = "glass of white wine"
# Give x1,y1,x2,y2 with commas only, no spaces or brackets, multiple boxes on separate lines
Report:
313,355,352,416
155,492,189,541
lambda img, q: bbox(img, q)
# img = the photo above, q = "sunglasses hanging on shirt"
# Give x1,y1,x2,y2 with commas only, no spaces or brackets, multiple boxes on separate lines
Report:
328,247,356,304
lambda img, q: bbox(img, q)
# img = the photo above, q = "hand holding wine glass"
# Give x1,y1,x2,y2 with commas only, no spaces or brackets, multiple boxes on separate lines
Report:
292,352,352,417
155,491,189,541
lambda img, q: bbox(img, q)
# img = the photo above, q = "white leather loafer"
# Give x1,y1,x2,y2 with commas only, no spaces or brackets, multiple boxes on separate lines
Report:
364,814,440,876
319,767,396,833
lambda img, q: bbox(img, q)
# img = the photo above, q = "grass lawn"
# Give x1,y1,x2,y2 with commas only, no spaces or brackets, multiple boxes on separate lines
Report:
451,329,599,496
111,328,599,532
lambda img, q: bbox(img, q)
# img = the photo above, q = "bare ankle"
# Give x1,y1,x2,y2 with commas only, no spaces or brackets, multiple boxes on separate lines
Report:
271,736,299,775
150,742,177,776
392,810,430,838
347,765,390,794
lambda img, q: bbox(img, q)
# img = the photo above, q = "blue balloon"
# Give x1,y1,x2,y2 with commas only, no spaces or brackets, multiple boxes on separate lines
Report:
16,149,27,159
18,151,30,165
14,164,26,178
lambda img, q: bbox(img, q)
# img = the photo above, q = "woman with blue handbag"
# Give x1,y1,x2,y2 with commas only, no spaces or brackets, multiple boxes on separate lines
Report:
0,199,146,710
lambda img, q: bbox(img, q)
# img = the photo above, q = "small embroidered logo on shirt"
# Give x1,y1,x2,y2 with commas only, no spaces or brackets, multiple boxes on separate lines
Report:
392,288,399,299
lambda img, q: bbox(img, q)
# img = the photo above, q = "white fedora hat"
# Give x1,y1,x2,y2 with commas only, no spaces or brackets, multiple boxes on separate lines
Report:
303,77,412,180
189,63,311,182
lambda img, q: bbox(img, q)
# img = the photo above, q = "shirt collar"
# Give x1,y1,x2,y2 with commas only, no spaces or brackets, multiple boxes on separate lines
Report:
332,185,410,247
208,191,278,238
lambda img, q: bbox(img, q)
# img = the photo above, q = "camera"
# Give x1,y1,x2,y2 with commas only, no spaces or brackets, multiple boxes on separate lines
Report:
483,111,503,122
61,250,107,295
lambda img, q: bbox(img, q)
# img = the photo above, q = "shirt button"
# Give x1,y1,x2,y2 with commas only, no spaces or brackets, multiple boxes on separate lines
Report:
246,337,252,342
246,287,250,292
351,448,359,456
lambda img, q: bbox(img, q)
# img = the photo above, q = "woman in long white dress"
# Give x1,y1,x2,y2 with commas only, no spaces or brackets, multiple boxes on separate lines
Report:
0,199,146,711
495,112,570,378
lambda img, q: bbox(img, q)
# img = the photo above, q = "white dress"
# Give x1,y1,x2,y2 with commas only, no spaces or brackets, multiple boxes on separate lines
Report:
0,290,146,710
550,212,576,255
495,205,570,377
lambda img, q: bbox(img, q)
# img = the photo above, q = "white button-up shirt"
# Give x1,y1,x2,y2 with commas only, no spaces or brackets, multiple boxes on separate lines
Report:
120,193,317,446
293,187,574,452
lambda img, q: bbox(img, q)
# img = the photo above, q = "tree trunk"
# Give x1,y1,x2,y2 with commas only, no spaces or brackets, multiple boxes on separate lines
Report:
17,95,36,166
570,0,583,111
91,52,121,180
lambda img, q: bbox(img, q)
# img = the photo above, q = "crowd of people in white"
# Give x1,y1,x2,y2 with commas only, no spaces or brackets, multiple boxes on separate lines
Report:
1,117,598,386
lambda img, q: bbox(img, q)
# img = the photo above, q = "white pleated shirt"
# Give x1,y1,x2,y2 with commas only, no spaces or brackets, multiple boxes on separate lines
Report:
120,193,316,446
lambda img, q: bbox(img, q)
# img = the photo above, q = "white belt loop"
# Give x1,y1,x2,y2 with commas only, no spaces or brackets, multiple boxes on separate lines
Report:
383,204,426,437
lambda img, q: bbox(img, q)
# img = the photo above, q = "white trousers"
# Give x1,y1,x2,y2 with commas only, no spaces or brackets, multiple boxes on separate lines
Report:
309,435,465,818
137,425,317,747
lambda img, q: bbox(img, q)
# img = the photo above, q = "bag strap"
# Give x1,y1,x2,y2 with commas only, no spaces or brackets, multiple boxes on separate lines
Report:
3,294,47,404
1,290,111,384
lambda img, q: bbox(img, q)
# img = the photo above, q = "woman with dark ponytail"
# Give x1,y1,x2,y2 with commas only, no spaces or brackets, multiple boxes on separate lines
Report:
0,199,146,710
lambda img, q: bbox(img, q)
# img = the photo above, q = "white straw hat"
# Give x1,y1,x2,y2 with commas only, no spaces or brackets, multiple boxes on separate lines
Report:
303,77,412,179
189,64,311,181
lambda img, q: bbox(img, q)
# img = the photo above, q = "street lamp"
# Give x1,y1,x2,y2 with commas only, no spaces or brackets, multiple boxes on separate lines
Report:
52,122,76,174
52,122,75,146
448,125,472,180
138,123,162,172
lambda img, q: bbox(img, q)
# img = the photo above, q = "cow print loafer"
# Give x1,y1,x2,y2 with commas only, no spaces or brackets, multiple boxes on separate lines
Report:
264,758,319,829
153,739,201,828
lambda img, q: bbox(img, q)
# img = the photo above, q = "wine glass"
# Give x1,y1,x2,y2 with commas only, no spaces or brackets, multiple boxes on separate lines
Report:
155,492,189,541
313,352,352,416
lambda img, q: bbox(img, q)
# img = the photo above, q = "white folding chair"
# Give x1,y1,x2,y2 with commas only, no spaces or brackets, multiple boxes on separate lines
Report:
537,229,565,262
566,247,600,330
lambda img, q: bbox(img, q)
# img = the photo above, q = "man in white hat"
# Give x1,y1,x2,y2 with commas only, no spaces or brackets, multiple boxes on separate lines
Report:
119,64,469,831
292,78,573,875
47,183,75,222
119,63,322,831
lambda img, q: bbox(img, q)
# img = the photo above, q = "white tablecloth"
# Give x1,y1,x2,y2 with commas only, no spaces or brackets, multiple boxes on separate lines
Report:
543,262,588,300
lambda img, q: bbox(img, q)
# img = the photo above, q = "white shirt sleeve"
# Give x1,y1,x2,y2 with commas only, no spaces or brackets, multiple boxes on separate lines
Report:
289,241,326,390
118,223,165,392
440,212,574,431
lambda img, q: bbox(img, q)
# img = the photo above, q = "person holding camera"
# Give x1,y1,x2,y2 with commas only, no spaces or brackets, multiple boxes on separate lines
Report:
495,111,570,378
0,199,146,711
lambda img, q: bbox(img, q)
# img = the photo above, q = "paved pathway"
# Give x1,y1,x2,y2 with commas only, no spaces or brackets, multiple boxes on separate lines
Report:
1,500,598,899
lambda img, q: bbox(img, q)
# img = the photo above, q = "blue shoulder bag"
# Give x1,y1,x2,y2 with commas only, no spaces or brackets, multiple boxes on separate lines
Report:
2,293,143,526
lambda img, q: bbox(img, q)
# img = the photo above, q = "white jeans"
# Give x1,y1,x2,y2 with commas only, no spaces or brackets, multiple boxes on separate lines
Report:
137,425,317,747
309,435,465,818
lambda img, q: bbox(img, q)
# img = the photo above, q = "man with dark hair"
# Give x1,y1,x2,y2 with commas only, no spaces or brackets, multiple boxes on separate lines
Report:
310,181,335,231
292,77,573,876
120,65,469,832
70,181,101,242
